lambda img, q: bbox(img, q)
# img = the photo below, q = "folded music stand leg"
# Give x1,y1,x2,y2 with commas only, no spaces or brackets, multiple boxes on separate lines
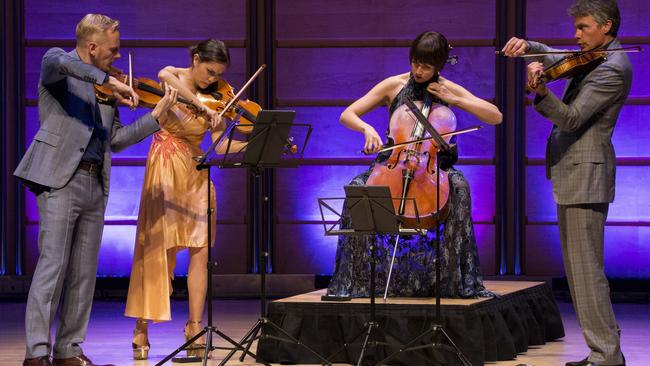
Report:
383,233,401,300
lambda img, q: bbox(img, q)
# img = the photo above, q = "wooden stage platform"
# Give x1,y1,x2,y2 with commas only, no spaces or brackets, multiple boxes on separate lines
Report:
257,280,565,366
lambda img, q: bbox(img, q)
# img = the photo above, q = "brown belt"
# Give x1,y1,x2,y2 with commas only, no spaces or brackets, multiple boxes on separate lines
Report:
77,160,102,175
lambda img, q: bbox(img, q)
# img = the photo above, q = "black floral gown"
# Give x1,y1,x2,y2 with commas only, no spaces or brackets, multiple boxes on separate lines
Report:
326,76,493,298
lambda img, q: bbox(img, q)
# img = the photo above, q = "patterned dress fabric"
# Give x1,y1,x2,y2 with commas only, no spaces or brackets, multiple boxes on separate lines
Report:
327,76,493,298
125,104,216,322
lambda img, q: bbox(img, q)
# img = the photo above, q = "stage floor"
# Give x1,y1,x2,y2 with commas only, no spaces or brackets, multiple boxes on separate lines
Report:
275,280,545,305
0,285,648,365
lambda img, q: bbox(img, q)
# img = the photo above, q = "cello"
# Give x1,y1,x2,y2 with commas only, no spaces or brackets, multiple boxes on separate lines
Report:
365,92,456,229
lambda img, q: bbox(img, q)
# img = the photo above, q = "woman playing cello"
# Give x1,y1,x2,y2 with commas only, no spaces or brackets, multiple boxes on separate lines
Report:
327,31,502,298
124,39,246,359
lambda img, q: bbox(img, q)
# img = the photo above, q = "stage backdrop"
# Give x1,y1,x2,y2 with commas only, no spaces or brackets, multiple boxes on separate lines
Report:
17,0,650,280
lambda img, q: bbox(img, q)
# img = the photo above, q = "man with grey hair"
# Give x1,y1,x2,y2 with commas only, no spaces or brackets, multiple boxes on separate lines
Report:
501,1,629,366
16,13,178,366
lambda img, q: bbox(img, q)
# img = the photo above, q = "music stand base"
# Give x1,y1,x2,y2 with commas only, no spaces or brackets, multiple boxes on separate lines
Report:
155,319,263,366
171,356,201,363
321,295,352,302
376,324,472,366
220,316,332,366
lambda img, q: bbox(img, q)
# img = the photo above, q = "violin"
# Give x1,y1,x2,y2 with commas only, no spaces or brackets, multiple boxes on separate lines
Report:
365,93,456,229
195,79,260,134
528,49,608,90
196,66,298,154
94,68,197,110
503,46,642,90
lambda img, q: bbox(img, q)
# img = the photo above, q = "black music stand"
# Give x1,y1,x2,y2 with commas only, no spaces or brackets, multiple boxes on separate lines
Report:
374,99,472,366
317,186,426,365
216,110,330,366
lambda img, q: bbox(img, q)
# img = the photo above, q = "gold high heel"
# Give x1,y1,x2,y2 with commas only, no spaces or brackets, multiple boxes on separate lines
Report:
184,320,211,359
132,319,150,360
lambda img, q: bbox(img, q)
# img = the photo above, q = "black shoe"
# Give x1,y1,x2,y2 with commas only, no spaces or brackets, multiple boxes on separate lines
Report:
23,356,52,366
566,357,625,366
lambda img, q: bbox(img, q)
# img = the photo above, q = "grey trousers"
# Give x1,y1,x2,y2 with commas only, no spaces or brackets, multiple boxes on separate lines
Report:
25,169,105,359
557,203,623,365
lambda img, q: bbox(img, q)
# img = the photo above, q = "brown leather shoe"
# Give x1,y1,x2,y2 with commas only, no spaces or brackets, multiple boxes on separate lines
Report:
52,354,114,366
23,356,52,366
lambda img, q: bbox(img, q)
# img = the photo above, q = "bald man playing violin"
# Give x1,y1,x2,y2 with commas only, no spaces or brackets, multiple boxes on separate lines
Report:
502,1,630,366
15,13,178,366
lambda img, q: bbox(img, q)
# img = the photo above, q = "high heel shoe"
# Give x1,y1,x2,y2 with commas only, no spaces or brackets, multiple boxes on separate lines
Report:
184,320,211,359
132,319,150,360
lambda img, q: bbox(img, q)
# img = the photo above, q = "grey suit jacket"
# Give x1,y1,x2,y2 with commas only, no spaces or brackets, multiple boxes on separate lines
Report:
528,39,632,204
14,48,160,200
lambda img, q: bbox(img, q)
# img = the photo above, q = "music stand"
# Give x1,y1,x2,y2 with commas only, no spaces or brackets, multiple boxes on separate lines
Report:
317,186,426,365
374,99,472,366
216,110,330,366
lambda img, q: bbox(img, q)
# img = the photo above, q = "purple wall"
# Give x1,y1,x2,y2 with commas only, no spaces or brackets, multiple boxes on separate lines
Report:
272,0,499,276
19,0,650,279
22,0,249,276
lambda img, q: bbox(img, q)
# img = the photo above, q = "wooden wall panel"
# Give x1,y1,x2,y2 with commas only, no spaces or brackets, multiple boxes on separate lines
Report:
525,165,650,222
275,47,496,101
20,0,250,276
527,106,650,159
525,225,564,276
279,106,389,158
276,0,495,39
527,0,650,39
24,0,246,40
272,1,500,276
273,224,338,275
526,225,650,278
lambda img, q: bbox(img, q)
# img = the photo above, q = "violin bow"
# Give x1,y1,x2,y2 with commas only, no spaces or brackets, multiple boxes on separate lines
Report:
364,125,482,155
127,51,136,110
496,45,642,58
216,64,266,120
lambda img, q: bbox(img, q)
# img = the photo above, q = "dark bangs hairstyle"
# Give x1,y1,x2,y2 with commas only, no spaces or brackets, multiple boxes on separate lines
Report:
409,31,451,74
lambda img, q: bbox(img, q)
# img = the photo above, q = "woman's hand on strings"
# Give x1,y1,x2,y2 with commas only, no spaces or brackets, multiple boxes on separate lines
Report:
427,81,458,105
204,108,224,130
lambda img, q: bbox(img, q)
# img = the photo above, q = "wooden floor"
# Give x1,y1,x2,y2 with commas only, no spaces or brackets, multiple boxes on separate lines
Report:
0,294,648,365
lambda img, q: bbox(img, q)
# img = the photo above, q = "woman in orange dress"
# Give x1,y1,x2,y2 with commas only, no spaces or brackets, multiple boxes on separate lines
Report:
124,39,245,359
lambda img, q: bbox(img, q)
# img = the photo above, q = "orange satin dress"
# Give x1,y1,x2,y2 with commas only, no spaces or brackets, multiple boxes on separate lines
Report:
125,104,216,322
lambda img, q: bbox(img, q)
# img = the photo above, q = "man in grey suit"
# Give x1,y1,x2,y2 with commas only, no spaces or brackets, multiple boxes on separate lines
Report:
15,14,178,366
502,1,630,366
